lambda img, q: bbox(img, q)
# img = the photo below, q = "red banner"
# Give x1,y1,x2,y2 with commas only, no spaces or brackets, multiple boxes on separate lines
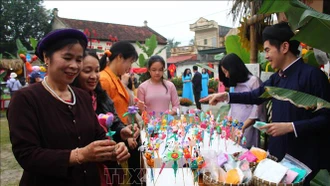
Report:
131,67,148,74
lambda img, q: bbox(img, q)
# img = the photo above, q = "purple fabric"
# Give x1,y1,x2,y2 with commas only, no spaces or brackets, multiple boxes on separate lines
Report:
36,29,88,61
228,75,266,148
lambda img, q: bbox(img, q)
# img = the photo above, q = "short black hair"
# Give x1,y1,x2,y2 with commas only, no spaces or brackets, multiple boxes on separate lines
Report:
263,22,300,56
193,66,198,71
218,53,251,87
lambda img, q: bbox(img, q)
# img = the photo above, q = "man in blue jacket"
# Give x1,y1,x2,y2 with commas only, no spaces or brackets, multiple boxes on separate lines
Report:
201,22,330,185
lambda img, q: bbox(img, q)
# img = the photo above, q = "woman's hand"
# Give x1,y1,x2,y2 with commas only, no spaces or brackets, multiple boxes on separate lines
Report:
120,124,140,140
114,142,131,163
127,138,138,150
79,140,117,163
169,110,178,116
134,97,146,112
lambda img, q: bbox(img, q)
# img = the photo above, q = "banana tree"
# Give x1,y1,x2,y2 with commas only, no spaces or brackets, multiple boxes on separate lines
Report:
260,86,330,111
258,0,330,53
136,34,167,83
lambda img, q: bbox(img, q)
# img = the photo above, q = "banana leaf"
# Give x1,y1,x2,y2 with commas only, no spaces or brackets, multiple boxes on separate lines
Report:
260,86,330,111
16,39,28,55
258,0,330,53
310,169,330,186
29,37,38,52
225,35,250,63
196,63,216,73
145,35,157,57
137,53,146,68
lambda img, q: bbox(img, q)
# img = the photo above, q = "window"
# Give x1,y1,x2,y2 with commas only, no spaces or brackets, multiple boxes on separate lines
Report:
204,39,207,45
212,37,217,47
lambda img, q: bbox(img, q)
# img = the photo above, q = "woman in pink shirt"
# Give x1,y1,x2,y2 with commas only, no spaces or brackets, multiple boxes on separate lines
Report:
137,55,180,117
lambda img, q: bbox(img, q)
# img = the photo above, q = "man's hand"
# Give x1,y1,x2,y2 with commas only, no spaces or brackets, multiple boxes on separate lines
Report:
260,122,294,137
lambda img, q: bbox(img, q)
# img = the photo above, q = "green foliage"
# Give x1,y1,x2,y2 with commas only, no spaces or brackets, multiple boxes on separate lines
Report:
258,52,275,72
0,0,53,57
0,70,7,82
136,41,148,57
260,86,330,111
170,76,183,90
29,37,38,52
177,90,182,97
155,45,167,56
259,0,330,53
138,53,146,68
208,78,218,92
136,34,167,83
16,39,28,56
225,35,250,63
145,35,157,57
303,50,319,68
310,170,330,186
166,38,181,57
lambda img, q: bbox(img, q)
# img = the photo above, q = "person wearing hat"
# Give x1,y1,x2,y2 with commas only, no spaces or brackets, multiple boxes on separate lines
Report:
201,22,330,184
29,71,43,84
6,72,22,96
7,28,135,186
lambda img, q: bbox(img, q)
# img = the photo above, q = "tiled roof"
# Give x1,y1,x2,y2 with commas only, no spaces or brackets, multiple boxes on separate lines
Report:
167,54,197,64
218,25,232,37
57,17,167,44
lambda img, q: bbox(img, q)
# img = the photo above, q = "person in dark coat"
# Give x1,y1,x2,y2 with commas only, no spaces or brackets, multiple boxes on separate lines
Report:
71,50,140,186
7,28,134,186
201,22,330,185
192,65,202,109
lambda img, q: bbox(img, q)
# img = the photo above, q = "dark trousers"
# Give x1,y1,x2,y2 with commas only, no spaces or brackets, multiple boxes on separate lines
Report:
193,90,201,109
126,136,142,186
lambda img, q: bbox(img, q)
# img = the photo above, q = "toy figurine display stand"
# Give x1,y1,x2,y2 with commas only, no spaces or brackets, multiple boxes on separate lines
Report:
140,130,246,186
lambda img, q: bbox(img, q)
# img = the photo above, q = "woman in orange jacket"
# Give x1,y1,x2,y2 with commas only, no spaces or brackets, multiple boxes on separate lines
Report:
99,41,141,186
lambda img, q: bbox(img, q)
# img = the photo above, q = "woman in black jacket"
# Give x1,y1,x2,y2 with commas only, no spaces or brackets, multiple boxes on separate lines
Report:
71,50,140,186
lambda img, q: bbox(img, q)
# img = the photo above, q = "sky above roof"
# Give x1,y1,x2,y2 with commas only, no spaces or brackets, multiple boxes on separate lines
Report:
43,1,239,46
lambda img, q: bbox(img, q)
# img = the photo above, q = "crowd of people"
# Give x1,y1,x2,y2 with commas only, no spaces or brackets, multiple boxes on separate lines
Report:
5,21,330,186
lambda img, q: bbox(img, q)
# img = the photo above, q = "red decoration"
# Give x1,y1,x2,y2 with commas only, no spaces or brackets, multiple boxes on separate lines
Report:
108,34,119,42
131,67,148,74
171,153,179,159
25,62,32,73
207,63,214,74
300,43,307,48
32,55,38,62
168,64,176,77
19,54,26,63
84,29,90,37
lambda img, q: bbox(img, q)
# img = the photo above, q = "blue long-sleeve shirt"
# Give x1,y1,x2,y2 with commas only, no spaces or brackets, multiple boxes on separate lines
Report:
229,58,330,171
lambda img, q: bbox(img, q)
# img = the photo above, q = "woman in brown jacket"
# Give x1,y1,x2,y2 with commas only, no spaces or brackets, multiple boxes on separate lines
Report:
7,29,131,186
